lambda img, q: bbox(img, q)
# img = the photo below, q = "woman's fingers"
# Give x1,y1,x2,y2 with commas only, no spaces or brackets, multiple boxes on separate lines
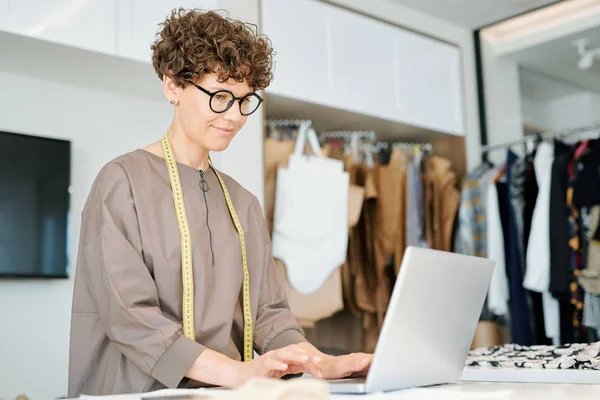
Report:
359,354,372,372
274,346,311,364
324,353,368,378
263,357,289,373
342,354,372,376
270,345,323,378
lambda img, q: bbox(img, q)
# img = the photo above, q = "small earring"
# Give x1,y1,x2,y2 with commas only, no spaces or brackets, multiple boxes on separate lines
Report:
169,100,176,105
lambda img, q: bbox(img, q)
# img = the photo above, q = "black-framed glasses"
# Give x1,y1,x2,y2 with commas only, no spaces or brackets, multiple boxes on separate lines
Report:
188,82,263,116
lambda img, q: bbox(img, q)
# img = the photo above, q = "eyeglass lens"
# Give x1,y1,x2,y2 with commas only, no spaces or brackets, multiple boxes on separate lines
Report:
210,91,261,115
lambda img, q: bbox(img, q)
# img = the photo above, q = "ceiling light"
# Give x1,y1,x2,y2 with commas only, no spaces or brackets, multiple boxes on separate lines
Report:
572,38,600,70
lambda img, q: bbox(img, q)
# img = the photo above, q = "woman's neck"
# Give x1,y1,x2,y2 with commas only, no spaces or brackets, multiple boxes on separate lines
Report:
167,128,210,171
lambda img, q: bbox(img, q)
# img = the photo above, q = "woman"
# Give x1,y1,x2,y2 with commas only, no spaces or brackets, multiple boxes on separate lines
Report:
68,8,372,397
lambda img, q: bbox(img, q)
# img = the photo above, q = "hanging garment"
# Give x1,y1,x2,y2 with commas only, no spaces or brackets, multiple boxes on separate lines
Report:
565,145,587,342
374,156,404,329
454,166,491,258
524,143,561,341
345,160,380,353
572,141,600,297
573,139,600,208
278,260,343,328
467,342,600,370
342,161,375,316
521,154,552,346
281,169,365,327
479,165,498,207
583,292,600,338
580,206,600,295
549,144,577,345
507,151,527,265
498,151,534,345
355,163,379,314
264,137,349,326
486,181,509,316
272,125,350,294
423,161,434,250
504,150,533,346
583,207,600,338
475,165,499,256
524,142,561,345
406,155,428,249
391,149,409,275
550,144,576,298
523,142,562,345
424,156,460,252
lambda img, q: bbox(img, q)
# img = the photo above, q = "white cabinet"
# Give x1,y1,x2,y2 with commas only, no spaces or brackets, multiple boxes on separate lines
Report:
0,1,8,29
329,8,397,120
261,0,465,136
5,0,118,54
261,0,335,106
117,0,219,63
395,31,464,134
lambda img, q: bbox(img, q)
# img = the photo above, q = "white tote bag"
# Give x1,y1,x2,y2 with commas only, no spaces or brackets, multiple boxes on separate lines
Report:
272,123,349,294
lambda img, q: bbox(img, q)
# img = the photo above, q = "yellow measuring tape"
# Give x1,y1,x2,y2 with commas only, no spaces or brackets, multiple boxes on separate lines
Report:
161,134,254,361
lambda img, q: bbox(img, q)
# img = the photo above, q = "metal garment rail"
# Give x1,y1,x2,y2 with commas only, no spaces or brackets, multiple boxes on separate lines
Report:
480,121,600,154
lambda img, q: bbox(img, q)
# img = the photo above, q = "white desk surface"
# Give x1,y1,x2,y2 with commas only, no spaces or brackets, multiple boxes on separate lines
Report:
76,381,600,400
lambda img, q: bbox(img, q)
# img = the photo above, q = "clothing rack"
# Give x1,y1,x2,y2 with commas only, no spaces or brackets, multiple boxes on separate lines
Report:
374,141,433,152
480,121,600,154
392,141,433,152
266,119,312,128
319,130,376,142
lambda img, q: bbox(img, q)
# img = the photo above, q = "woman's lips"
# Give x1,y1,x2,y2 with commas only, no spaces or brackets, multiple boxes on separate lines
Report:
212,126,235,135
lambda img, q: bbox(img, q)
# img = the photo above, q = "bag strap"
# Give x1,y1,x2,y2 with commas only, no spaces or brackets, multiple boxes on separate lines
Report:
293,122,323,157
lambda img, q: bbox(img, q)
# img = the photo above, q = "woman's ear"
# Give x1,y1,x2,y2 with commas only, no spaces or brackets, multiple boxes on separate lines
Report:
163,73,180,105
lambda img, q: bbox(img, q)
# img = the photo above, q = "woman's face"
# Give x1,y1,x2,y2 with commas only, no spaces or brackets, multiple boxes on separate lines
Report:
174,73,252,151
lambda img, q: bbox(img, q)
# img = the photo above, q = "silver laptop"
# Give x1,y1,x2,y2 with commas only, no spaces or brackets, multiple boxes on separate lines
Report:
328,246,495,394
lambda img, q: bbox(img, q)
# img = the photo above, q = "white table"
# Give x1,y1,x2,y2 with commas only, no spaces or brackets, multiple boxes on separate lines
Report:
76,381,600,400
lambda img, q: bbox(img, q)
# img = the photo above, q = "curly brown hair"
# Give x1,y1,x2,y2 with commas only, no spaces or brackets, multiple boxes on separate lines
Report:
151,8,274,91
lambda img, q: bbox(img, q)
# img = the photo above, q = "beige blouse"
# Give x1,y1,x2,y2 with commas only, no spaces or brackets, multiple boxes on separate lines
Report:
68,149,305,397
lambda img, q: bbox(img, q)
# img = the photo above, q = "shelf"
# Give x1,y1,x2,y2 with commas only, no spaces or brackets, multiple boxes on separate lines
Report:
264,93,459,143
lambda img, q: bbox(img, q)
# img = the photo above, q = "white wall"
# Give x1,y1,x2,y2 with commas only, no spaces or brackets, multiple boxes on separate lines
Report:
520,68,600,132
0,70,173,400
481,45,524,163
326,0,481,170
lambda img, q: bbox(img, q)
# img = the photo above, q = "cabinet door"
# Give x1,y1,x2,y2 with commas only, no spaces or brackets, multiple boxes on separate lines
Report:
6,0,117,54
0,1,8,30
261,0,334,105
396,30,464,135
118,0,218,63
330,8,396,120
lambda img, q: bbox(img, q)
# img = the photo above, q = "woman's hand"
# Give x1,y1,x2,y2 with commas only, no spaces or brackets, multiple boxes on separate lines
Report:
186,343,371,389
233,344,324,387
320,352,372,379
297,342,373,379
